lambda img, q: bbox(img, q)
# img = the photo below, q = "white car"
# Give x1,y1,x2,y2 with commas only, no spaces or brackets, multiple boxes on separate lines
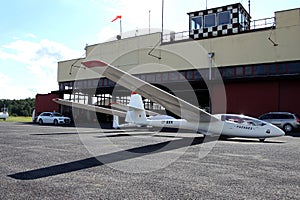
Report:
37,112,71,125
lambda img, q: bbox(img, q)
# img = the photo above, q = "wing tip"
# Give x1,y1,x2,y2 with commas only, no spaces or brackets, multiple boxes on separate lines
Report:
52,98,59,102
82,60,108,68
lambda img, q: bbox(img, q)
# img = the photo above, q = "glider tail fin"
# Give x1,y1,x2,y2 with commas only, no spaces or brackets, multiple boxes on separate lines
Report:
125,92,147,124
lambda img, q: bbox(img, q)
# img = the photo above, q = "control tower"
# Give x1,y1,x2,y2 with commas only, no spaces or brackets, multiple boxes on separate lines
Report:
188,3,250,40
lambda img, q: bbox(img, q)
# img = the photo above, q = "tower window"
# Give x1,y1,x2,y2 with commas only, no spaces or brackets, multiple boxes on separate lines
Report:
218,11,231,25
204,13,216,28
191,16,203,30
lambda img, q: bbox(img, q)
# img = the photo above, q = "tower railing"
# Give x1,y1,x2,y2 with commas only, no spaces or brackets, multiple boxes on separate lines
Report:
162,17,276,43
250,17,275,30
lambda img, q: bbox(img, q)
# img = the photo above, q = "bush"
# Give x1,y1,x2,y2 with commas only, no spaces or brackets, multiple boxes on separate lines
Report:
0,98,35,117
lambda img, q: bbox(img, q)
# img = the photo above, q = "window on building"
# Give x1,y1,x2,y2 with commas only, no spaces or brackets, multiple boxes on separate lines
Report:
92,80,98,88
169,72,178,81
98,79,103,87
68,82,74,90
218,11,231,25
191,16,203,30
179,72,186,81
59,83,64,91
147,74,156,82
204,14,216,28
103,79,108,86
87,80,93,88
278,63,287,74
186,71,194,80
268,64,277,75
75,81,84,89
287,62,300,74
141,75,146,81
135,75,141,79
239,13,249,31
235,67,244,77
221,68,234,79
108,80,115,86
162,73,169,81
254,65,266,76
156,74,162,82
244,66,253,77
81,80,87,88
199,69,209,80
194,70,203,80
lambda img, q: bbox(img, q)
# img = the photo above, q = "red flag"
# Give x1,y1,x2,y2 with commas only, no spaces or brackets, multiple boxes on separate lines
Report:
111,15,122,22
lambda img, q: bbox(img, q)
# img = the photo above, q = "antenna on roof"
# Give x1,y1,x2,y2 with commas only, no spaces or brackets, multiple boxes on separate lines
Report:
248,0,251,17
149,10,151,34
161,0,164,42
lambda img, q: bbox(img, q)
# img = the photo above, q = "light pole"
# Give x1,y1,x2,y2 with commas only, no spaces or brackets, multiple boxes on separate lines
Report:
208,52,215,81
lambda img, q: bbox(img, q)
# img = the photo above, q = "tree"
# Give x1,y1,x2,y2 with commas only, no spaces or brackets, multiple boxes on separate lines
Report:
0,98,35,116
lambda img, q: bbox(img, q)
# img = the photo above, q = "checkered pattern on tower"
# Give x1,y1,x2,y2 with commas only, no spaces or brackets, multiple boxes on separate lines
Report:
188,3,250,40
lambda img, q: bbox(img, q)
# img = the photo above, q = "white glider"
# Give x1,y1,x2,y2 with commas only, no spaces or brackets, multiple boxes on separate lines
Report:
53,60,285,142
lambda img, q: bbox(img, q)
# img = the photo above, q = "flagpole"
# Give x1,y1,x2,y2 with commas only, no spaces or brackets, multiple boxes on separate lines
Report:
149,10,151,34
161,0,164,42
112,15,122,38
120,18,122,36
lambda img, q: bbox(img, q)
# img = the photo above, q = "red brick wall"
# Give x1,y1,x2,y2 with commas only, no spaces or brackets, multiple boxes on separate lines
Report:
225,81,279,117
211,79,300,118
279,79,300,115
35,93,59,117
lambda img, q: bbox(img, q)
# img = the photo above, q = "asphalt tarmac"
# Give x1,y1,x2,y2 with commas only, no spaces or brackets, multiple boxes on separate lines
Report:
0,122,299,199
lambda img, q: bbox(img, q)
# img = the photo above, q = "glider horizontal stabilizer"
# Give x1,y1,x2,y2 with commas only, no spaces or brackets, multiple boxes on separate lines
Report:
53,98,126,118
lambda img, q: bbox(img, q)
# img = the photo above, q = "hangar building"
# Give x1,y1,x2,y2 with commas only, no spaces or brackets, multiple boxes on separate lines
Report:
37,3,300,126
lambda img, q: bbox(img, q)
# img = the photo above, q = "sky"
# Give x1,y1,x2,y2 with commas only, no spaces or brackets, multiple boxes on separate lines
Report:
0,0,299,99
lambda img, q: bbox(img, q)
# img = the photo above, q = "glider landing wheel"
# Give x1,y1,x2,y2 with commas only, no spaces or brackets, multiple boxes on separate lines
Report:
259,138,265,142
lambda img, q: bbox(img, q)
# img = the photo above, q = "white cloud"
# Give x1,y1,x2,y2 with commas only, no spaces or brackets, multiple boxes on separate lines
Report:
101,0,207,39
97,26,120,43
0,73,33,100
110,0,165,30
0,39,82,99
26,33,37,39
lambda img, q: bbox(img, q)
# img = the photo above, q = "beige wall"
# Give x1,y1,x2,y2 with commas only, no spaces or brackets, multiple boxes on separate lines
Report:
204,8,300,67
58,8,300,83
276,8,300,28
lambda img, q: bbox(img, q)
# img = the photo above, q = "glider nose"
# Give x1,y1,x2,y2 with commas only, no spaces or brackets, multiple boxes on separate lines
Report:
269,125,285,137
278,128,285,137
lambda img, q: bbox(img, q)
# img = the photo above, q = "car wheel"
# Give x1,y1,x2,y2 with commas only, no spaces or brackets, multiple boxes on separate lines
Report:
54,119,58,125
39,119,43,125
283,124,293,133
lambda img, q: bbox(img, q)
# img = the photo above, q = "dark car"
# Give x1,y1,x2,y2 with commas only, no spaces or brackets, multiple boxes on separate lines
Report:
259,112,300,132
